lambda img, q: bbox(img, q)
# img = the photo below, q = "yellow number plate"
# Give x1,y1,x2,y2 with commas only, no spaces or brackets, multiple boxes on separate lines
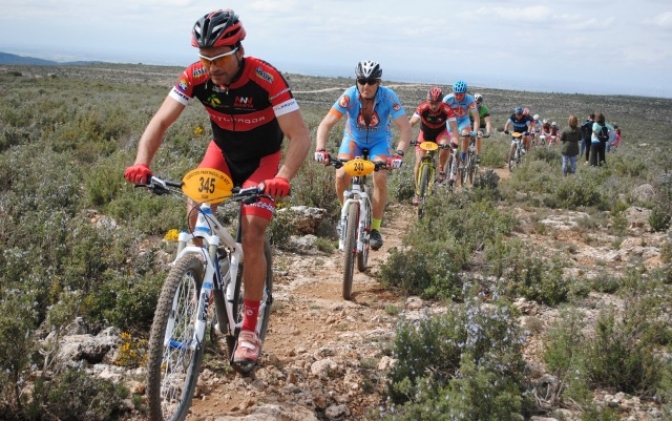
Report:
342,158,375,176
181,168,234,204
512,132,523,138
419,141,439,151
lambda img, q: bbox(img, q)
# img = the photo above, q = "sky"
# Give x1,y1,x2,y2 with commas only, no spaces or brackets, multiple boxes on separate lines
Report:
1,0,671,98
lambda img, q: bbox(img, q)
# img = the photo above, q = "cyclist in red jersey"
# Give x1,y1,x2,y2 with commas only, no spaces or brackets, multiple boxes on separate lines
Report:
408,86,459,204
124,9,310,369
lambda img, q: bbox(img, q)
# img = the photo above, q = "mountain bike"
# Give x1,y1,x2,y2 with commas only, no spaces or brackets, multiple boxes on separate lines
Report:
508,132,526,172
138,168,273,421
459,131,480,188
411,140,451,219
326,150,387,300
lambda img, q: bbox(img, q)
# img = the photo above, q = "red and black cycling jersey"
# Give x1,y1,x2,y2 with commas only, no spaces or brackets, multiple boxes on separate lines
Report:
169,57,298,166
414,100,456,141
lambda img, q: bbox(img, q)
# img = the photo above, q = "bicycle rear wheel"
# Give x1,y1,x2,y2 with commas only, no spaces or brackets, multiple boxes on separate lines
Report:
459,156,469,187
342,204,358,300
146,254,205,421
227,237,273,373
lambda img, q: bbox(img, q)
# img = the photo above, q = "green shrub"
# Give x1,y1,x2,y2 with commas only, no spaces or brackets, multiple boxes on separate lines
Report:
504,249,569,306
24,368,128,421
385,298,530,420
584,309,661,395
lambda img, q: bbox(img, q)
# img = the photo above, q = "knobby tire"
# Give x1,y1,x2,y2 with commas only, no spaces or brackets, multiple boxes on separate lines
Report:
356,201,370,273
418,164,430,218
342,204,358,300
146,254,205,421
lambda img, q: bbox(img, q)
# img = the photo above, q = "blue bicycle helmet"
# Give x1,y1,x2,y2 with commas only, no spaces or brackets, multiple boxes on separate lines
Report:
452,79,467,94
514,106,524,114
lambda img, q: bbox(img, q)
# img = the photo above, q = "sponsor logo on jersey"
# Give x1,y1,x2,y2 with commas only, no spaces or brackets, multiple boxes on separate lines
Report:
357,112,380,127
177,79,189,92
452,106,468,118
269,87,290,101
255,66,274,84
393,103,401,111
273,98,298,116
234,96,254,109
192,67,207,79
169,88,190,104
338,95,350,108
211,114,268,125
206,94,223,108
212,85,228,93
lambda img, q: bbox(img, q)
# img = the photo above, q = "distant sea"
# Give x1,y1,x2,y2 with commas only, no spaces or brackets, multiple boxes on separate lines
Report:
271,61,670,99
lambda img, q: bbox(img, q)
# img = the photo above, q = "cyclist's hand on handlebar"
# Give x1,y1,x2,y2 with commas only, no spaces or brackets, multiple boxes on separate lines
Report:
314,149,330,165
386,155,404,169
124,163,152,184
261,176,291,198
504,130,510,135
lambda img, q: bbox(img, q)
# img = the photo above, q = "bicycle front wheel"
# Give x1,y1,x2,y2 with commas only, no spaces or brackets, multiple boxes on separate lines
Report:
146,254,205,421
342,204,358,300
418,164,430,218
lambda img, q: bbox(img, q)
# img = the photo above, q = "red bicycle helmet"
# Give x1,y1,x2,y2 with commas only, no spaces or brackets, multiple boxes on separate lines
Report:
427,86,443,102
191,9,246,48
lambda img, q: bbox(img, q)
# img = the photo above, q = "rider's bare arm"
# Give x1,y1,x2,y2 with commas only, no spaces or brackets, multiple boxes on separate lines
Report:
275,109,311,181
394,114,413,154
134,96,186,166
408,113,421,128
316,110,342,151
485,115,492,135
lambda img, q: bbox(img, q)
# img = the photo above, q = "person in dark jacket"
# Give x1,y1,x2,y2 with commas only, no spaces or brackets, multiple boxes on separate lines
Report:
560,115,582,176
580,113,594,164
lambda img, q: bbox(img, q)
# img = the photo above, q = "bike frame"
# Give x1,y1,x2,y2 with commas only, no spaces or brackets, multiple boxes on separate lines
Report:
164,204,242,351
339,176,372,253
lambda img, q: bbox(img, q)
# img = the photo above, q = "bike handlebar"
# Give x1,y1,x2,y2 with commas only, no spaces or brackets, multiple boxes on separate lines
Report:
137,176,273,203
324,153,391,171
409,141,452,149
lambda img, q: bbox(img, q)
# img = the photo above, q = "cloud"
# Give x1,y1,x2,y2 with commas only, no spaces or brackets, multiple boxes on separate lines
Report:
647,11,672,29
472,5,553,23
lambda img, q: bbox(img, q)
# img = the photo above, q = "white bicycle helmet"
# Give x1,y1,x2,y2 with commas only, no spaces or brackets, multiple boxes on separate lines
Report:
533,114,539,121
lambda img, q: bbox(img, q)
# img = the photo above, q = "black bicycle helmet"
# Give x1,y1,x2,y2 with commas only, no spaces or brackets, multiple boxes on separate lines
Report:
191,9,246,48
355,60,383,79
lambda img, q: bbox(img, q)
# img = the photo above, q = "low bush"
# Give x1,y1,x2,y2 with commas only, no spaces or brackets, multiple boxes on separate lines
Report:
384,297,531,420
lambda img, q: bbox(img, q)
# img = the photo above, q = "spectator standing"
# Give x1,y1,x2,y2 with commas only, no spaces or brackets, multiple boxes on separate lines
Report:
580,113,595,164
559,115,581,176
590,112,614,166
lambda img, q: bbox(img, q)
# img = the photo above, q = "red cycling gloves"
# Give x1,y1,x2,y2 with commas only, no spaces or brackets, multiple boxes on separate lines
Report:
263,176,291,197
124,164,152,184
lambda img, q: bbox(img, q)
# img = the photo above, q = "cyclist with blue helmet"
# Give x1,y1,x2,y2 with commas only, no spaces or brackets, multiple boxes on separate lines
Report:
442,79,481,165
314,60,412,250
503,106,533,166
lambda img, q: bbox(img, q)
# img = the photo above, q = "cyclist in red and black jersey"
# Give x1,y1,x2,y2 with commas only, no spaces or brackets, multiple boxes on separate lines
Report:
408,86,459,203
124,9,310,369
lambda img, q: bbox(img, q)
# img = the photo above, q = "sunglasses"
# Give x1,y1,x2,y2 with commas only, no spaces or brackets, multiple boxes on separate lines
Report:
199,47,239,67
357,78,379,86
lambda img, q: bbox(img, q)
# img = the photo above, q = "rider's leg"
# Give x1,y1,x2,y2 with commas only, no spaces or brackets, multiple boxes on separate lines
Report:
371,169,388,222
414,149,424,191
335,168,351,207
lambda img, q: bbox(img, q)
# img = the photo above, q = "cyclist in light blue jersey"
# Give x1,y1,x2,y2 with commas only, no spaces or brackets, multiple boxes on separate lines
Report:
315,60,412,250
443,79,481,163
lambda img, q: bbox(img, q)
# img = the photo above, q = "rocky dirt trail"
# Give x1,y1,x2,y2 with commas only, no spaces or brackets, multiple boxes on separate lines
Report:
186,205,414,421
